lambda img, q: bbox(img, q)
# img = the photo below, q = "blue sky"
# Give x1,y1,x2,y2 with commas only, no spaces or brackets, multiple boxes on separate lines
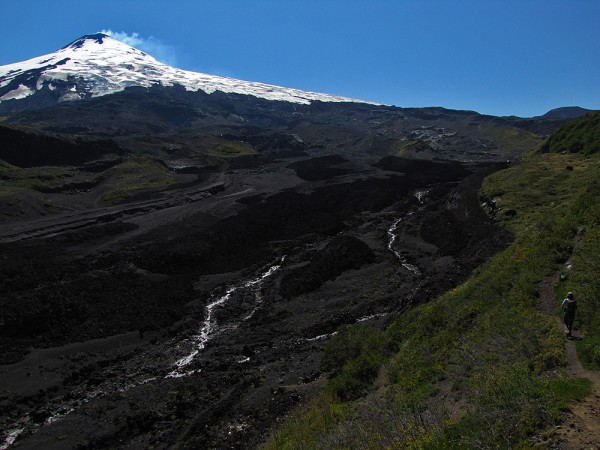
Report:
1,0,599,117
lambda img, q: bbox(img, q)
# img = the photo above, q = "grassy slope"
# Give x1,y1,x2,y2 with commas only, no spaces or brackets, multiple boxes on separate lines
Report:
0,163,98,193
263,115,600,449
540,111,600,155
99,143,256,204
0,156,176,206
100,156,176,205
480,123,543,157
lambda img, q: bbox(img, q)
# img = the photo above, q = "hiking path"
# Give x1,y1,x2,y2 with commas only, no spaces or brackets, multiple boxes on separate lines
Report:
537,273,600,449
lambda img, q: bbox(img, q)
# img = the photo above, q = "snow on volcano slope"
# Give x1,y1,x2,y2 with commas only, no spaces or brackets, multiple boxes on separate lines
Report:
0,33,377,106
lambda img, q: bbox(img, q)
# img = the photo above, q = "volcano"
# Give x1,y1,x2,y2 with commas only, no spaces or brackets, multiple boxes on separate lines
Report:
0,34,585,449
0,33,375,112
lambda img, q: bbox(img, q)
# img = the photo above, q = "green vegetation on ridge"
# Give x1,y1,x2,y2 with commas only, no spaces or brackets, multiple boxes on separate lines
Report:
479,124,542,156
100,156,176,205
0,156,176,209
0,162,98,194
263,116,600,449
540,110,600,155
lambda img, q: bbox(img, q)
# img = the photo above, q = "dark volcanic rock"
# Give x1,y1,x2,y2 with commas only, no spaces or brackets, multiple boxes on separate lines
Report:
0,162,513,450
375,156,472,183
420,167,512,259
287,155,351,181
420,209,469,256
0,124,123,167
133,175,411,276
280,235,375,297
3,84,562,163
0,120,513,450
0,238,192,351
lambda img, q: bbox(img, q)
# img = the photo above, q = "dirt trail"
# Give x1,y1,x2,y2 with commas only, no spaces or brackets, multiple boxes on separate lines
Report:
538,274,600,449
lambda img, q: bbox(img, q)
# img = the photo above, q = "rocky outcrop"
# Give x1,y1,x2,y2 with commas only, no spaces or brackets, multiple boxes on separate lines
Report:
280,235,375,297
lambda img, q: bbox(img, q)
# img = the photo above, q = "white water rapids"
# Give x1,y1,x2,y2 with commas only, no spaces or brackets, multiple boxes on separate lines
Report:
0,430,23,450
386,189,428,276
303,313,392,342
387,215,421,276
167,256,285,377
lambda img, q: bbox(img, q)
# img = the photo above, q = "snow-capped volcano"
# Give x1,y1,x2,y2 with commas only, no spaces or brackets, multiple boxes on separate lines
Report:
0,33,376,108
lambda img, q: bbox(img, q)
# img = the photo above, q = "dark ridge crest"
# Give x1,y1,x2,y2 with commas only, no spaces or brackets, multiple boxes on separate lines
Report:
62,33,108,50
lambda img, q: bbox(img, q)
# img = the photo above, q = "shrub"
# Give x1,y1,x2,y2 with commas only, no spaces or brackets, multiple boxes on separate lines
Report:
322,325,387,401
321,324,384,374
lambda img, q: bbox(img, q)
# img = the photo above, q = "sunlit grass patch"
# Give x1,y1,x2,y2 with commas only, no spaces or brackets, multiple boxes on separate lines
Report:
480,124,543,156
0,164,87,191
101,156,175,205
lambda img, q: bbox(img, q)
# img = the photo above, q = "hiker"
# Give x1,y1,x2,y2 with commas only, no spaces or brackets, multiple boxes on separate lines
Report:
562,291,577,337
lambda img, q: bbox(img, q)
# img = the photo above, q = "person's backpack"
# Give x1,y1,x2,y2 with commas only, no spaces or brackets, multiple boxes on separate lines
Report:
565,298,577,314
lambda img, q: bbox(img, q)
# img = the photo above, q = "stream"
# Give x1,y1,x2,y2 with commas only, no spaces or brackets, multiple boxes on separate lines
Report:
2,189,428,448
387,189,429,276
0,257,286,449
167,256,286,378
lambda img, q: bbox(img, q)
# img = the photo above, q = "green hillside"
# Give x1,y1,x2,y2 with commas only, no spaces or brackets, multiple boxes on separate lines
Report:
263,116,600,448
539,111,600,155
